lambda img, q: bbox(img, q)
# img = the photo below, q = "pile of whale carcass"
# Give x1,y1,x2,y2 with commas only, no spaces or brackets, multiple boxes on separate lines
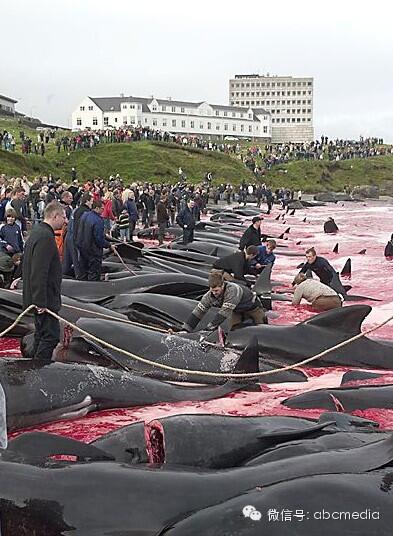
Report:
1,203,393,534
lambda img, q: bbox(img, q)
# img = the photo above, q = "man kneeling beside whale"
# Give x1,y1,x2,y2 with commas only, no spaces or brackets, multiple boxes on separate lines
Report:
182,271,267,333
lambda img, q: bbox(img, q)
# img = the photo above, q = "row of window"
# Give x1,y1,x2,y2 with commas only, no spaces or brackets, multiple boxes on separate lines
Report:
80,105,94,111
271,109,312,114
232,91,312,98
232,101,313,112
271,118,311,123
146,103,254,119
77,117,269,134
231,81,312,88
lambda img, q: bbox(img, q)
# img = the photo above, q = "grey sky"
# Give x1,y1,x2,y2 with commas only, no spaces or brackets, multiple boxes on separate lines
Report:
2,0,392,141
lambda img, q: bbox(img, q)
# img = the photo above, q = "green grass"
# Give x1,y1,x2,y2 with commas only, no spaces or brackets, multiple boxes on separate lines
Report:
1,116,393,191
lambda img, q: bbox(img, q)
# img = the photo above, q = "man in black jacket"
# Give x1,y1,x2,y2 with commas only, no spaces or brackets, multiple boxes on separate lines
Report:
156,194,169,245
239,217,262,250
213,246,258,284
22,201,66,363
176,199,196,244
69,192,93,279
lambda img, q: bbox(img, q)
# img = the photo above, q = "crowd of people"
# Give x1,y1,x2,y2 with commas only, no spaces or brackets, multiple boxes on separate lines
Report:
243,136,392,175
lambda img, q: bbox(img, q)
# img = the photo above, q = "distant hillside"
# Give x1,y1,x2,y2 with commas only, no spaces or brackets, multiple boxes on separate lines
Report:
1,117,393,191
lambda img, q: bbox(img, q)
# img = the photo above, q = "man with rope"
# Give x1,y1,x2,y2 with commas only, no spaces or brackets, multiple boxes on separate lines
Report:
22,201,66,363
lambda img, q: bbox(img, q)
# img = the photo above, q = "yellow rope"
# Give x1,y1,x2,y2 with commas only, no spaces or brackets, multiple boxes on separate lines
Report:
2,300,393,379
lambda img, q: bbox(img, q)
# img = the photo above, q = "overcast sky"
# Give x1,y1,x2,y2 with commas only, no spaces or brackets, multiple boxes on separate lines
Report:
2,0,392,141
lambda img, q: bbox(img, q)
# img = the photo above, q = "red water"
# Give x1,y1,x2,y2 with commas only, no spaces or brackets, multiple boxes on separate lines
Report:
6,200,393,440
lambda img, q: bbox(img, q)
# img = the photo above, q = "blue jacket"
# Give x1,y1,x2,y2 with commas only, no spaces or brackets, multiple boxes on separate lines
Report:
0,223,24,253
76,210,110,257
176,207,196,230
255,245,275,265
125,199,138,222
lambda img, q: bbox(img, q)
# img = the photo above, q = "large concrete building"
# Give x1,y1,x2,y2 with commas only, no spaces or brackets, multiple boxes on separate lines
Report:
71,95,271,140
229,74,314,143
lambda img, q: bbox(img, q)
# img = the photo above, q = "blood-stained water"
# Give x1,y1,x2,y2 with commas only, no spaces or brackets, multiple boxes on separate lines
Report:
5,199,393,441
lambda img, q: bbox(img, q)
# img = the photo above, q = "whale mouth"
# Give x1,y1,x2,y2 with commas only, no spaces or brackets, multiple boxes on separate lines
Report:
145,420,165,464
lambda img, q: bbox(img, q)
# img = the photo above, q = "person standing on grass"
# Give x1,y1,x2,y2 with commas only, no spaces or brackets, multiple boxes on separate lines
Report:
22,201,66,363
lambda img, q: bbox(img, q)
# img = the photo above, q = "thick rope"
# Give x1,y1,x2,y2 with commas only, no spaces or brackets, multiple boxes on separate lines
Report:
111,247,137,276
2,302,393,379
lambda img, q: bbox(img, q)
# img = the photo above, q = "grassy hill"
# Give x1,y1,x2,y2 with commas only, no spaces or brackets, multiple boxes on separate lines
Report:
1,116,393,191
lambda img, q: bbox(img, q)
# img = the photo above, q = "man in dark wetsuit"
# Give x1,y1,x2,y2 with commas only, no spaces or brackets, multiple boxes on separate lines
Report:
239,217,262,250
299,247,346,296
324,217,339,233
182,270,266,332
212,246,258,284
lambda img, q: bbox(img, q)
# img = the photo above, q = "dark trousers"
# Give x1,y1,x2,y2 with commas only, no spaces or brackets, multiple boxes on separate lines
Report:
62,239,74,277
183,228,194,244
80,252,102,281
75,248,88,280
129,220,136,240
33,312,60,362
158,222,167,245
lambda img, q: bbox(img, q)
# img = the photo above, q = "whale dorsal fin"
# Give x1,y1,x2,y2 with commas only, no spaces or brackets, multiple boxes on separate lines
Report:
254,264,273,295
303,305,371,333
234,336,259,374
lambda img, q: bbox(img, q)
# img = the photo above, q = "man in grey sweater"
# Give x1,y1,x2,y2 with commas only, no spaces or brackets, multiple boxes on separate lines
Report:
292,273,343,312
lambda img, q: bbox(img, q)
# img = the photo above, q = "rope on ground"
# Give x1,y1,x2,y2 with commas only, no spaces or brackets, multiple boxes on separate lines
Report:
14,305,393,378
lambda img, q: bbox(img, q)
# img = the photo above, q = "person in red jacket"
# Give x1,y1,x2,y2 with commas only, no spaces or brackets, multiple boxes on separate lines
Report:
102,192,115,234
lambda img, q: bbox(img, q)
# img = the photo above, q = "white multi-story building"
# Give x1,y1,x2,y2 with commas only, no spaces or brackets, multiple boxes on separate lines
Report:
71,95,271,140
229,74,314,143
0,94,17,116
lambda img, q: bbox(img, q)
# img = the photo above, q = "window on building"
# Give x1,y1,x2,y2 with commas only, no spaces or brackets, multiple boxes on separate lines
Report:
263,115,267,120
250,102,254,106
302,118,306,122
291,118,295,122
88,106,93,111
240,125,244,132
163,119,167,127
224,123,228,131
224,111,228,117
93,117,98,125
263,126,267,133
272,118,275,123
251,83,254,87
272,91,275,96
114,118,118,123
271,109,275,114
297,100,301,104
103,117,108,126
266,101,270,105
216,124,220,130
145,118,148,123
190,120,194,128
232,124,236,131
256,82,260,87
207,122,211,130
287,109,290,114
302,109,306,114
215,110,219,116
287,118,290,123
261,101,265,105
130,104,135,109
297,118,301,122
123,105,127,109
77,118,82,126
266,92,270,96
307,118,311,121
153,118,157,126
171,106,176,112
200,123,204,129
307,109,311,113
308,81,312,86
251,92,254,97
181,120,186,128
80,106,85,111
152,105,157,111
162,105,166,112
181,107,185,113
248,125,252,132
172,119,176,127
